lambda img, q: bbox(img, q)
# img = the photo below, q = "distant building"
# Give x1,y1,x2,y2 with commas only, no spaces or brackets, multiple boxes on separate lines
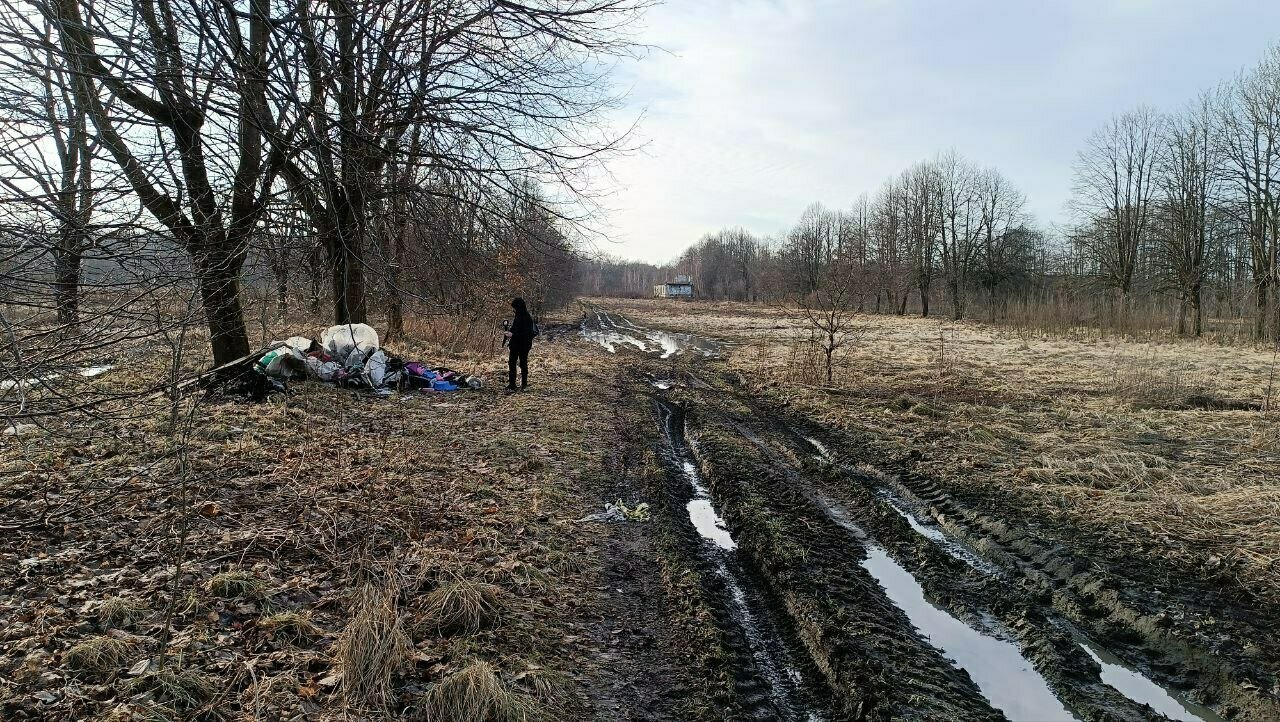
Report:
653,275,694,299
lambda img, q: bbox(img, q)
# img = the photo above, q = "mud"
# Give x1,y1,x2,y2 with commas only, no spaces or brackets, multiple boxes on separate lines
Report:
580,305,724,358
655,398,828,721
568,310,1278,721
715,373,1278,721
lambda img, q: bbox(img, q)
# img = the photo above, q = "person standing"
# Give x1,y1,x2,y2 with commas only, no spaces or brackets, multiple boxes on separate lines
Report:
504,297,537,391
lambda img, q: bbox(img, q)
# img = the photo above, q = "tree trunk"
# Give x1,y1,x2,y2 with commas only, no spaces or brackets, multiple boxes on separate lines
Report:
308,244,324,313
196,254,251,367
53,245,81,326
1191,283,1202,337
825,338,834,384
920,285,930,317
274,259,288,318
1176,295,1188,336
329,225,367,324
1256,282,1269,340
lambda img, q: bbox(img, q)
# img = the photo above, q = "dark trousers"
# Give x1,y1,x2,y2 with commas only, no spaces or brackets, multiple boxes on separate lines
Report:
508,347,529,388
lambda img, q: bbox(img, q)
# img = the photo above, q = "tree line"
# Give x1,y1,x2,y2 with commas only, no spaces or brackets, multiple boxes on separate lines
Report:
585,45,1280,343
0,0,644,377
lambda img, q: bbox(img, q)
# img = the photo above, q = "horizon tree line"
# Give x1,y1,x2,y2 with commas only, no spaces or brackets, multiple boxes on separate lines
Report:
583,45,1280,343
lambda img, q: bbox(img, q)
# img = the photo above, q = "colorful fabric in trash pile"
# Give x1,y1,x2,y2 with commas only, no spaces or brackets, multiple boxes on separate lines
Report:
401,362,483,392
253,323,482,394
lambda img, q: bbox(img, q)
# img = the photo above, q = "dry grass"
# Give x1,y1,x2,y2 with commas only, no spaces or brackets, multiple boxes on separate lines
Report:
421,575,505,636
129,662,216,712
335,582,412,710
98,596,148,628
63,635,137,676
206,570,267,599
257,610,319,647
0,310,718,718
419,659,537,722
602,297,1280,601
1112,356,1221,409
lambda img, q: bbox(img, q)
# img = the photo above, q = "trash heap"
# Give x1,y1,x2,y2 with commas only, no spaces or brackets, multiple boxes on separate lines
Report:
253,323,482,394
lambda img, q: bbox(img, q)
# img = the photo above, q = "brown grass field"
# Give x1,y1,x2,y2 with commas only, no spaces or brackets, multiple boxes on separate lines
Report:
3,298,1278,720
608,297,1280,603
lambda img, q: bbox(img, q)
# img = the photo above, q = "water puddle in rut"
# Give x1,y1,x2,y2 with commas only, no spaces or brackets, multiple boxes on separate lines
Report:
812,489,1076,721
1078,639,1225,722
658,402,822,721
805,438,1225,721
862,546,1077,721
582,309,723,358
681,461,736,550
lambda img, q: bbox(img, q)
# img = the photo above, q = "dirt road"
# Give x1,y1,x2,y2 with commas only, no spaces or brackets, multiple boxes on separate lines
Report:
569,301,1278,722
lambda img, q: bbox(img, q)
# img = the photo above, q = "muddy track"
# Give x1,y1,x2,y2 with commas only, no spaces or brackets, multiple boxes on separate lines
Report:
702,371,1276,721
653,396,831,720
571,310,1273,720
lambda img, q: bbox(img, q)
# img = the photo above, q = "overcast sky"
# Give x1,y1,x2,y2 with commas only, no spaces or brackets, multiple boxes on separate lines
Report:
594,0,1280,264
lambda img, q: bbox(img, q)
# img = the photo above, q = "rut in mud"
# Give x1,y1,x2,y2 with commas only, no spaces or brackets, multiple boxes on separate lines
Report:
654,397,827,721
701,378,1257,722
574,309,1270,721
580,304,724,358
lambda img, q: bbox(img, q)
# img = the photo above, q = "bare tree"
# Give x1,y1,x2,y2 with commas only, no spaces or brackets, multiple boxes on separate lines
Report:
0,25,85,326
1215,49,1280,341
936,151,985,320
975,170,1029,320
902,161,940,317
797,256,864,385
1072,107,1166,312
269,0,646,324
27,0,281,365
1160,98,1221,336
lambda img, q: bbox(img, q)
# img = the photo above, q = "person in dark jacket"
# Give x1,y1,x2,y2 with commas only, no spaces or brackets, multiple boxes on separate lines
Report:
504,297,537,390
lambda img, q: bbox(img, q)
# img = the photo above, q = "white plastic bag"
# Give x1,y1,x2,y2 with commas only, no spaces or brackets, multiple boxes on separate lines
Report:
320,323,379,367
364,349,388,387
279,336,313,354
304,356,342,382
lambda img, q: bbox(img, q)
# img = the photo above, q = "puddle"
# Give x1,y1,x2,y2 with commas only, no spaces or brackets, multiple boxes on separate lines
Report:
1078,639,1225,722
581,308,723,358
801,431,1002,575
861,547,1077,721
580,329,648,353
810,489,1075,721
790,425,1222,721
682,461,736,550
805,437,832,461
646,331,682,358
877,492,1002,575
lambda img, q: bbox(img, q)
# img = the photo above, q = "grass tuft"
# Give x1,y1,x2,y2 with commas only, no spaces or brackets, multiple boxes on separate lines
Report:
421,576,505,636
258,610,319,647
335,582,412,710
64,635,137,676
206,571,267,599
129,663,215,711
420,659,536,722
99,596,148,628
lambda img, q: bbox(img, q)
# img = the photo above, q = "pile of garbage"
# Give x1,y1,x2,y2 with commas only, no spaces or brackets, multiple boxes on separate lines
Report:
252,323,482,394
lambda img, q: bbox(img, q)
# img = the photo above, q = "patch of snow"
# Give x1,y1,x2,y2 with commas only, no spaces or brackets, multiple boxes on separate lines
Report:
79,365,115,377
